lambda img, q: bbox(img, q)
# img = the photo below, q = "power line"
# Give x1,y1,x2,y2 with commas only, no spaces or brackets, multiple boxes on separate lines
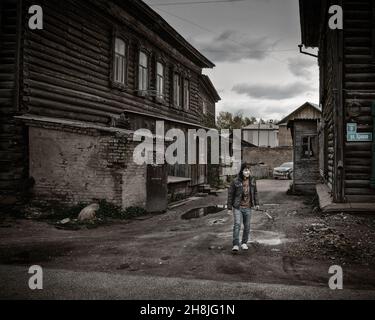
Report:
154,7,296,55
148,0,247,6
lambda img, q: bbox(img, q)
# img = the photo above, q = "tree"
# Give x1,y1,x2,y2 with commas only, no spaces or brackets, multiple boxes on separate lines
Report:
243,116,257,126
217,111,258,130
216,111,233,129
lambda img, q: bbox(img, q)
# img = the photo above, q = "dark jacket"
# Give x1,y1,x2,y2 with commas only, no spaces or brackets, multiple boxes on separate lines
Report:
227,163,259,210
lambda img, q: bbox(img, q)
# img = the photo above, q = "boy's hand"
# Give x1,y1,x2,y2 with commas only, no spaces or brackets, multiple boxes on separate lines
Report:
227,209,232,215
254,205,260,211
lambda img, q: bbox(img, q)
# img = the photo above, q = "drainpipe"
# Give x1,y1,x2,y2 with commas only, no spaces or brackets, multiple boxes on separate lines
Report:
371,102,375,189
298,45,318,58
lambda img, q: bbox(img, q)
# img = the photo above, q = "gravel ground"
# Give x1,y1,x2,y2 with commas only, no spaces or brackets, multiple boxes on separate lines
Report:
1,179,375,299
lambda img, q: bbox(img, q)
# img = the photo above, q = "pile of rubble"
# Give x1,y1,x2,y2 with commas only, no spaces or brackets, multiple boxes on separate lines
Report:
300,213,375,265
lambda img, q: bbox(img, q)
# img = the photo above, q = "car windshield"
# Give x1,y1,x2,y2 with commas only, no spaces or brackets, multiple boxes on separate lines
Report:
281,163,293,168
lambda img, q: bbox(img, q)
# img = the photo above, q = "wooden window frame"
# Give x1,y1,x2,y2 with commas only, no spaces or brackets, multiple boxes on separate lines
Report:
183,78,190,110
155,59,166,104
138,49,149,96
301,135,317,160
110,29,129,90
173,72,182,108
202,99,207,115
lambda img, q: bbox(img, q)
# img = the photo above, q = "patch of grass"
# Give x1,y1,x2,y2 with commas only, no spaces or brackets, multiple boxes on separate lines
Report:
27,201,88,221
23,200,147,230
96,200,146,219
96,200,125,219
125,206,147,218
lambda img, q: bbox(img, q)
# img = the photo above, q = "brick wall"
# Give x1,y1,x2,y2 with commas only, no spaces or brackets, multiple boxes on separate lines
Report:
28,122,146,209
243,146,293,170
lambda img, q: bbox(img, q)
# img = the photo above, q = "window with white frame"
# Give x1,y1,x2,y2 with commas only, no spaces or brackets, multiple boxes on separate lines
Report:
202,100,207,115
173,73,181,107
156,62,164,99
184,79,190,109
138,51,148,92
114,38,126,84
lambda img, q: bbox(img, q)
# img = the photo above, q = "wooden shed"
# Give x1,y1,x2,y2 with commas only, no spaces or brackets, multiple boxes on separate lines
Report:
278,102,322,147
288,119,320,194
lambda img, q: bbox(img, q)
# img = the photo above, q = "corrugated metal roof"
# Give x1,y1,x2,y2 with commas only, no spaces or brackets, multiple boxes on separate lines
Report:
243,123,279,130
278,102,321,125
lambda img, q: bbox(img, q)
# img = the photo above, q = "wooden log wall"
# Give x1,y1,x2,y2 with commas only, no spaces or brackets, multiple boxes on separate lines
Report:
0,0,28,196
343,0,375,202
21,0,204,128
319,21,336,191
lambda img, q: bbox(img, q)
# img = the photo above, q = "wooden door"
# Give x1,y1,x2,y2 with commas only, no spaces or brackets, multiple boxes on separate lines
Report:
146,164,168,212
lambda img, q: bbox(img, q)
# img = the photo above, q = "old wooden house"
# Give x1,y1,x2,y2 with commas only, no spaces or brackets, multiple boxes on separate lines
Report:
288,119,320,194
299,0,375,204
0,0,219,210
278,102,322,147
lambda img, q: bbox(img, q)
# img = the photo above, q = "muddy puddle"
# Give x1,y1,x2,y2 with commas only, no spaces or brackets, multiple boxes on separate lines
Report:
0,243,73,265
216,230,294,246
181,205,226,220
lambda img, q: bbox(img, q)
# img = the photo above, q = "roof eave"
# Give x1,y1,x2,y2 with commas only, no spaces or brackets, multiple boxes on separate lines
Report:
132,0,215,69
200,75,221,102
299,0,322,48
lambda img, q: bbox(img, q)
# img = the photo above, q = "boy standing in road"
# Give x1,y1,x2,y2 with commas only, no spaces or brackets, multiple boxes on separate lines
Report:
227,162,259,252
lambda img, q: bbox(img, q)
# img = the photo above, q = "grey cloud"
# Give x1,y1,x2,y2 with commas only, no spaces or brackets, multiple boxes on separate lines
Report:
232,81,314,100
194,30,274,62
287,56,317,79
218,103,263,118
264,105,290,114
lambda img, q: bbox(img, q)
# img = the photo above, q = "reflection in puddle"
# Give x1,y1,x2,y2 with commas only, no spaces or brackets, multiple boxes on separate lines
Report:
182,205,226,220
252,238,282,246
250,230,285,246
216,230,291,246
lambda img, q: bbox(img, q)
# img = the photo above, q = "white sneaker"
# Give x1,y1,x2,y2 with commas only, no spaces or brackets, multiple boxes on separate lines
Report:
241,243,249,250
232,245,239,252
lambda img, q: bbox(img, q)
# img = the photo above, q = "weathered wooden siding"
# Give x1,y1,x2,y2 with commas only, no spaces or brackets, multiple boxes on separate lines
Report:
0,0,28,196
343,0,375,202
21,0,203,127
319,26,336,191
166,123,208,187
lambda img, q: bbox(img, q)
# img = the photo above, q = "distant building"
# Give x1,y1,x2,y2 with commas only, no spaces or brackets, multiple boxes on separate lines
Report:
242,123,279,148
278,102,322,147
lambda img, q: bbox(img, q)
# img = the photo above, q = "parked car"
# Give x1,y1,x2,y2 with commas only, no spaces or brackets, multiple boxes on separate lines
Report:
273,162,293,180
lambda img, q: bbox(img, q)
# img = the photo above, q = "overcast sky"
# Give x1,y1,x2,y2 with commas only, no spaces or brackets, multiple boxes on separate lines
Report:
144,0,319,121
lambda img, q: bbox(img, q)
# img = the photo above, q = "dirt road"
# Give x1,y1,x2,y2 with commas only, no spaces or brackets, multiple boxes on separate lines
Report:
1,179,375,299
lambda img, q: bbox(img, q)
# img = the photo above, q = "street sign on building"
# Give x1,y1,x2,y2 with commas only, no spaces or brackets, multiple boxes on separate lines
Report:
346,123,373,142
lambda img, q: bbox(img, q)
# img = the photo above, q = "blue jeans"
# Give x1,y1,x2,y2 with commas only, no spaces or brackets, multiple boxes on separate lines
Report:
233,208,251,246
